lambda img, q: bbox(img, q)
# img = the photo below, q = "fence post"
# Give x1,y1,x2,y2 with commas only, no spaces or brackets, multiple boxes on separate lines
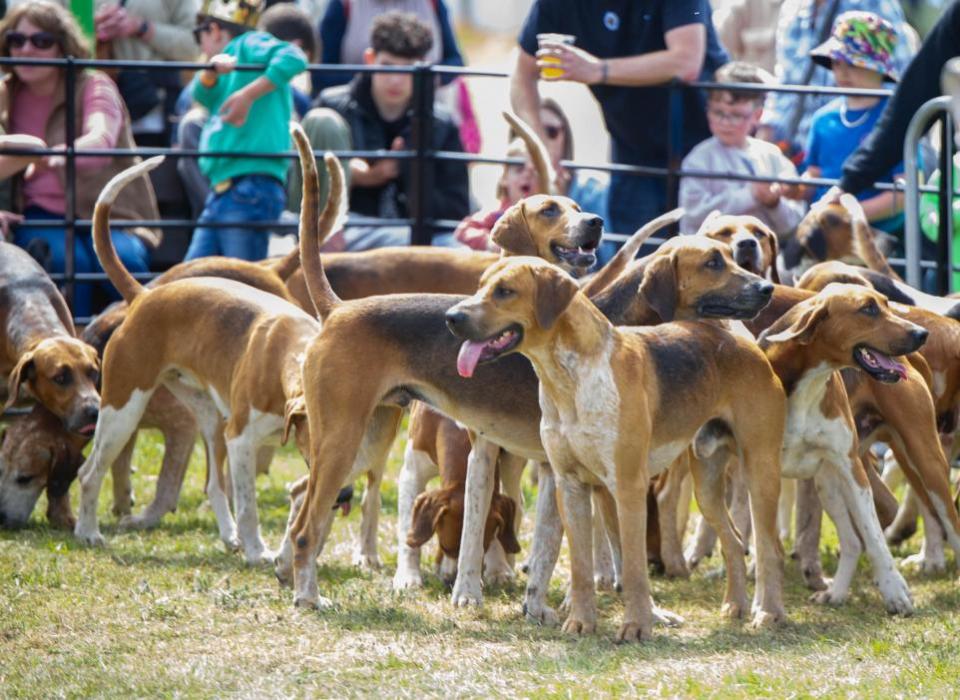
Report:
666,81,683,213
409,63,434,246
64,57,77,308
939,109,955,293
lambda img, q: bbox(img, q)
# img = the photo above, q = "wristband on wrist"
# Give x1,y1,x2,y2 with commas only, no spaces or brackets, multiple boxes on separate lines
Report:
199,70,218,88
600,60,609,85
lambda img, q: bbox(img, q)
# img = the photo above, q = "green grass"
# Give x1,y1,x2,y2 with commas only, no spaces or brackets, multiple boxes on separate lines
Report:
1,429,959,698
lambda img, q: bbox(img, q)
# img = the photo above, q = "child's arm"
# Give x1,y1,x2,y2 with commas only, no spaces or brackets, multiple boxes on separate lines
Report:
782,166,819,202
191,54,236,110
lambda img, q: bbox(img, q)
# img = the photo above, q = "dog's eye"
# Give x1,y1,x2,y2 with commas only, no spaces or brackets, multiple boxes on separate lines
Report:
493,285,514,300
52,370,72,387
860,302,879,317
87,370,100,384
15,474,33,485
705,255,724,270
540,203,559,218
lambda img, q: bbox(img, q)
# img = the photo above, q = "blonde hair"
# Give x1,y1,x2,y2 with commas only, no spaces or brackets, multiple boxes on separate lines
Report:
0,1,91,72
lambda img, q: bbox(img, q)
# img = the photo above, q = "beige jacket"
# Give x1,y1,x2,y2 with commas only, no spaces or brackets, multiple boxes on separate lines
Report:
713,0,785,72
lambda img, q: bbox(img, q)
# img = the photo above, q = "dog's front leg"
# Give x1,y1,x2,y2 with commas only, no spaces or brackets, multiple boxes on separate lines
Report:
523,461,562,626
614,463,653,643
556,473,596,635
451,437,500,606
393,442,438,590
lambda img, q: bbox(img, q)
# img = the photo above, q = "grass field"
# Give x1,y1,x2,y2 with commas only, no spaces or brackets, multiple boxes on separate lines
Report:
1,430,959,698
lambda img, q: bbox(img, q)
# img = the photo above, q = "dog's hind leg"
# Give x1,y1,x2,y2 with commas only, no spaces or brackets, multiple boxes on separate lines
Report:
451,437,500,607
394,441,438,590
110,434,137,517
353,406,402,570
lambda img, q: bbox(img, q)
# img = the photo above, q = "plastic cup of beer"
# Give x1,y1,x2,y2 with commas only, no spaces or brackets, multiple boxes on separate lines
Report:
537,33,575,80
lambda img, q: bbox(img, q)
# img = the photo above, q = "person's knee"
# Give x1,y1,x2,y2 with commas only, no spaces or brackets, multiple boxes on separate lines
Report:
301,108,352,149
111,232,150,271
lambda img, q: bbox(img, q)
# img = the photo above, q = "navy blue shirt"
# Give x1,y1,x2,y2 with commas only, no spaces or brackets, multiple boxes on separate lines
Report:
518,0,728,168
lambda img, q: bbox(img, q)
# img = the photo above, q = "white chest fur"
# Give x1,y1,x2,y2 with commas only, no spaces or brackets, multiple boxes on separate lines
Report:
781,364,854,479
538,339,621,491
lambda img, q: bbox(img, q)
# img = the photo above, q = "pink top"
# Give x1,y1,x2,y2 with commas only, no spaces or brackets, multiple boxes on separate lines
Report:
453,199,509,252
11,72,124,214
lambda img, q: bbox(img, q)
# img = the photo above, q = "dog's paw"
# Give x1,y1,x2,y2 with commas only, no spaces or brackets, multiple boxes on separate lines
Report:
899,552,946,576
293,594,333,610
879,574,914,616
614,619,651,643
750,609,785,630
483,567,515,587
392,568,423,591
74,526,105,547
451,578,483,607
809,586,846,607
244,547,279,567
523,600,559,626
594,571,617,591
662,554,690,579
561,614,596,636
801,563,828,591
720,600,745,620
117,513,160,531
352,551,382,571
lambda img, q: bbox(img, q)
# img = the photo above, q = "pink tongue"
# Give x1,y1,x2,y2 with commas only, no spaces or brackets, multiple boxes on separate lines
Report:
873,352,907,380
457,340,487,378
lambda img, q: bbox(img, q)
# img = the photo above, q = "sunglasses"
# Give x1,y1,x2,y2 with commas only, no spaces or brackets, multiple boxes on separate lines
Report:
192,21,213,43
6,31,57,50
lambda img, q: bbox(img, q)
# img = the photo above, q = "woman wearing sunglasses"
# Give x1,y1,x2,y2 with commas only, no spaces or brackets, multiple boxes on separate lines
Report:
0,1,159,318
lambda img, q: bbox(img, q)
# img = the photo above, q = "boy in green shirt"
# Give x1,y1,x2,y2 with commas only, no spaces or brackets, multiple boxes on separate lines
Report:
185,0,307,260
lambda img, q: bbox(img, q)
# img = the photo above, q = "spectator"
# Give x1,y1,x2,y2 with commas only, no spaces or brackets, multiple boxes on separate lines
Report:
312,0,464,96
792,11,905,232
185,0,307,261
453,136,538,251
510,1,728,246
759,0,914,162
679,62,805,236
0,1,160,317
293,11,470,250
94,0,200,146
713,0,785,72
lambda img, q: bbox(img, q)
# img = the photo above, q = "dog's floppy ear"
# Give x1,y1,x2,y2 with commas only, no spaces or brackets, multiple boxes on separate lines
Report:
491,494,522,554
752,222,781,284
281,395,307,446
637,253,677,322
760,303,829,346
491,202,537,256
407,491,449,548
4,351,36,411
533,267,578,330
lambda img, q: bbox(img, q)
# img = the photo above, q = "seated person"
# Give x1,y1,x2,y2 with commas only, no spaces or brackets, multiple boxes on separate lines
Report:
454,136,538,251
0,1,159,318
679,61,804,236
789,12,905,233
291,11,469,250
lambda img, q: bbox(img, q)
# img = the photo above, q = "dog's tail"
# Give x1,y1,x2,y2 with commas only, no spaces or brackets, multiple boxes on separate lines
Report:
580,208,685,297
503,110,556,196
268,245,301,282
93,156,164,303
844,193,903,281
291,123,344,321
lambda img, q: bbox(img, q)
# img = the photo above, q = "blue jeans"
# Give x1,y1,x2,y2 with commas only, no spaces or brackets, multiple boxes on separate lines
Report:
15,206,149,318
186,174,286,261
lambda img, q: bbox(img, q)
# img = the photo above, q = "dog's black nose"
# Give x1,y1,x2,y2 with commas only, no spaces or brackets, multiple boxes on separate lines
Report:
910,327,929,347
445,309,467,330
586,215,603,230
737,238,758,249
755,281,774,297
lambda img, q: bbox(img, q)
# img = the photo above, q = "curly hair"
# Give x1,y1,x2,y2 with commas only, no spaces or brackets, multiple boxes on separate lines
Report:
0,0,91,73
370,11,433,60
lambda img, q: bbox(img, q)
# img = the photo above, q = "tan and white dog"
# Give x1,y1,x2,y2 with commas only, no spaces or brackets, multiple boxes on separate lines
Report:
445,257,788,640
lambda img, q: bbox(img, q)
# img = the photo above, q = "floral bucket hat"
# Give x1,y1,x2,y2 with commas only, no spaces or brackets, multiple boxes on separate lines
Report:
810,11,899,82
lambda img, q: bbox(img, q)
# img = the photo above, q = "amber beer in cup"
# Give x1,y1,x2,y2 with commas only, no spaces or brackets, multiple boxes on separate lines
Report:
536,33,575,80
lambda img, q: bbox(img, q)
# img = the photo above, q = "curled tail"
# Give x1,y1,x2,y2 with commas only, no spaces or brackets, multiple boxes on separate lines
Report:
269,245,301,281
93,156,164,303
844,194,903,281
503,110,556,196
290,123,344,321
581,208,685,297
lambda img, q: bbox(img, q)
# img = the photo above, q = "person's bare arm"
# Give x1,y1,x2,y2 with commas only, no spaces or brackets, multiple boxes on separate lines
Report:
538,23,706,86
0,134,44,179
509,49,546,141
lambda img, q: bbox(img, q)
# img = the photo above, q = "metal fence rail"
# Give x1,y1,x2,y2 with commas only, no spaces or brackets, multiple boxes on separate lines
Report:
0,56,956,315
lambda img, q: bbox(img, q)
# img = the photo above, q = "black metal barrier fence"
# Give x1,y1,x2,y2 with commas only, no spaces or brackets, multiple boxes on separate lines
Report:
0,56,957,321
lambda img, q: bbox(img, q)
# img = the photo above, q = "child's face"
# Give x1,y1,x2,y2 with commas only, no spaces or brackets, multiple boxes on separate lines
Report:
365,49,416,115
196,20,230,57
706,95,761,148
500,159,539,205
832,60,884,89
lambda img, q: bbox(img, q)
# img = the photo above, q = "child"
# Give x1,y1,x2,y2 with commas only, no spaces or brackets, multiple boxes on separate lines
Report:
453,138,540,252
798,11,904,233
679,62,804,236
186,0,307,261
